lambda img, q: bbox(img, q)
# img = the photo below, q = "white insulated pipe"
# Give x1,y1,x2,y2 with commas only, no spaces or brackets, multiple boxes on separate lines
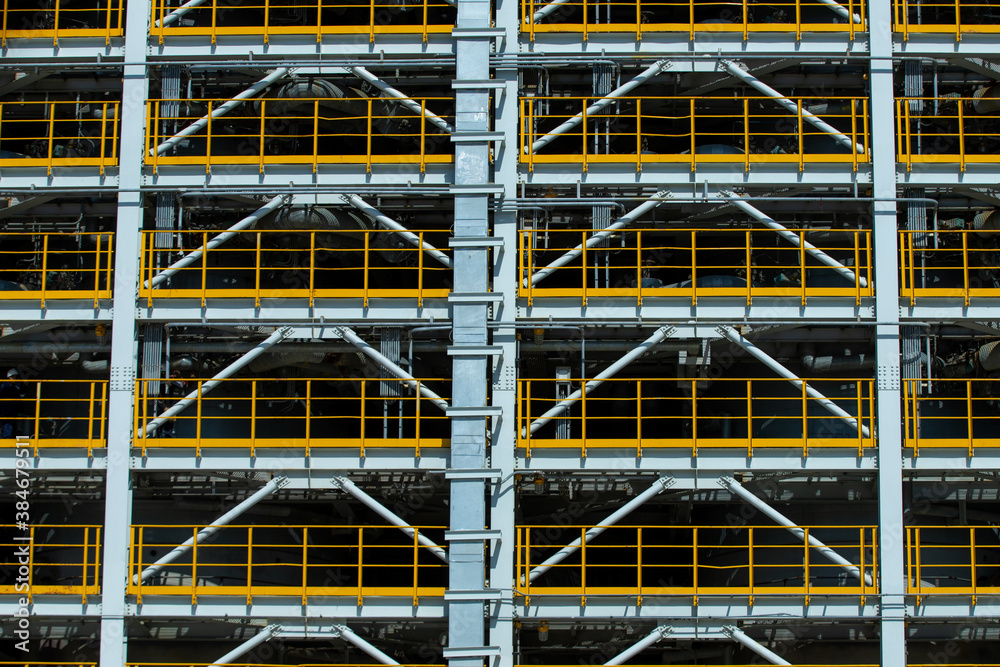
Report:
722,626,792,666
208,625,281,667
136,477,288,583
332,476,448,563
716,325,871,438
333,326,450,413
155,0,209,27
525,326,674,436
531,0,573,21
604,625,673,665
527,476,674,583
348,67,454,134
720,61,865,154
528,60,670,154
722,193,868,288
148,195,287,288
343,195,453,269
143,326,292,436
153,67,289,156
529,190,671,287
719,476,874,586
332,624,402,665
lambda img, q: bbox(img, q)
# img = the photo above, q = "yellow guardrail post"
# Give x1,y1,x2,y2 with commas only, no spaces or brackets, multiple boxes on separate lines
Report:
360,380,367,456
582,101,588,172
581,231,588,306
254,231,262,307
415,379,422,457
190,526,199,603
970,527,977,602
635,0,641,40
195,381,203,457
854,231,862,304
796,99,804,171
955,0,962,40
369,0,376,42
958,100,966,171
210,0,217,43
690,229,697,306
81,526,90,602
636,379,643,456
799,229,806,307
636,230,643,307
39,235,49,309
420,100,427,173
99,382,108,449
417,232,425,307
691,378,698,456
582,0,588,40
312,99,319,173
52,0,60,45
689,98,696,170
803,526,810,605
363,232,370,307
748,527,754,603
801,379,808,454
580,380,588,457
962,231,970,306
636,98,642,171
357,528,364,604
205,101,213,173
46,103,56,175
258,99,266,173
691,527,698,604
315,0,322,41
99,102,109,175
743,99,750,172
309,231,316,307
250,380,257,458
200,231,209,306
263,0,271,42
301,526,309,604
966,379,974,453
1,0,8,47
305,380,312,457
246,525,253,604
746,379,753,457
366,98,373,174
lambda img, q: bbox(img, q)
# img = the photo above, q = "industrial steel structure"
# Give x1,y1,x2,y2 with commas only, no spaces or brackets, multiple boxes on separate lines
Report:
1,0,999,666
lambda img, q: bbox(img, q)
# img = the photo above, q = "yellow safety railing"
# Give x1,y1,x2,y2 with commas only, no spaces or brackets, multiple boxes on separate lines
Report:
899,229,1000,305
518,377,875,457
0,664,96,667
129,524,448,603
521,96,870,171
902,378,1000,456
149,0,454,44
132,377,450,456
894,0,998,37
906,526,1000,600
516,524,879,603
0,380,109,455
0,233,114,306
0,102,120,174
0,0,123,45
146,97,454,172
522,0,867,40
138,229,451,307
0,525,102,601
520,227,873,307
896,97,1000,171
130,664,443,667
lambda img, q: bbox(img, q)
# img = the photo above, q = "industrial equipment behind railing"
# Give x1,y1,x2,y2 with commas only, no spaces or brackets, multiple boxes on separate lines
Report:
897,96,1000,171
903,378,1000,455
129,524,448,603
899,229,1000,305
148,0,455,43
146,96,454,172
894,0,1000,37
0,102,120,174
0,380,108,454
522,0,867,40
521,96,870,171
138,228,451,307
0,232,114,306
518,377,875,457
520,227,873,306
0,525,102,601
906,526,1000,601
0,0,124,45
516,524,879,603
132,377,451,456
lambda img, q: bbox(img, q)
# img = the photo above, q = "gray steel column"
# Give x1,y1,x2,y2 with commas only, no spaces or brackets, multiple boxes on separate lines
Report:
447,0,494,662
869,2,906,664
99,0,151,663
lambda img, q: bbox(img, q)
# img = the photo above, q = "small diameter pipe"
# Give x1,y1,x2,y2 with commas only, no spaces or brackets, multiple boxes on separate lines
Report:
722,626,792,666
529,60,670,154
331,476,448,563
722,192,868,288
348,67,454,134
343,194,452,269
528,476,674,583
604,625,673,665
719,476,874,586
156,0,209,27
720,60,864,154
143,326,292,436
716,325,871,438
209,625,281,667
525,326,674,436
136,477,288,583
332,326,450,413
153,67,289,156
332,624,402,665
529,190,671,287
147,195,287,288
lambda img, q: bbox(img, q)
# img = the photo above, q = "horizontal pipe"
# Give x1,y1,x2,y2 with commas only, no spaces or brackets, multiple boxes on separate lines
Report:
153,68,289,156
148,195,288,288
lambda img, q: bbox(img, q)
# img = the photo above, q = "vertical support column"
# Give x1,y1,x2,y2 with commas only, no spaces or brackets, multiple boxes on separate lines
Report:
99,0,149,665
869,3,906,666
489,0,520,664
448,0,494,663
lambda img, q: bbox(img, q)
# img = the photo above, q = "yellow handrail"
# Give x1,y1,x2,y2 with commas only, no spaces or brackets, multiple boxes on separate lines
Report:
0,233,114,302
897,229,1000,302
0,0,124,42
0,525,103,600
0,380,109,454
905,526,1000,599
0,102,121,172
902,378,1000,454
